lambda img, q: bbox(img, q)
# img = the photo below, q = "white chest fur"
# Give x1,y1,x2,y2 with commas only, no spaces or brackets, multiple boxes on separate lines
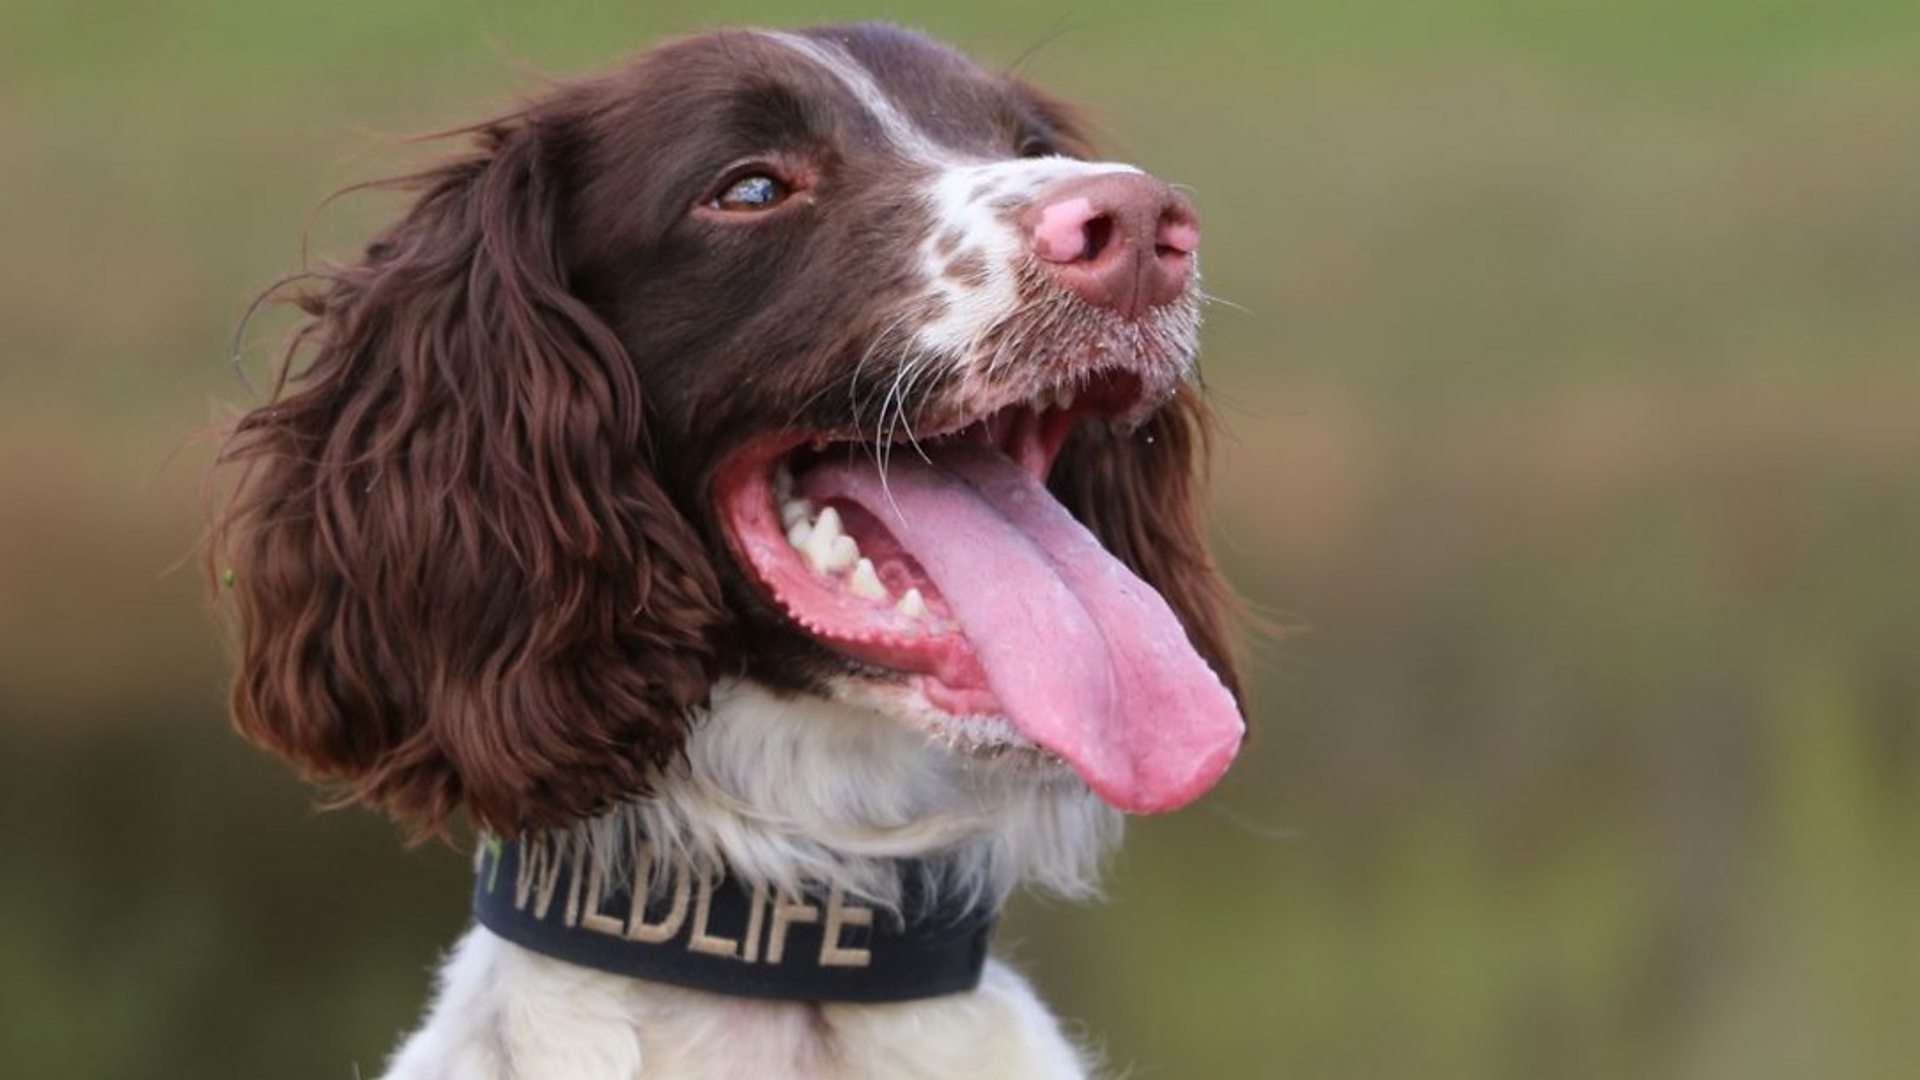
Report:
380,927,1089,1080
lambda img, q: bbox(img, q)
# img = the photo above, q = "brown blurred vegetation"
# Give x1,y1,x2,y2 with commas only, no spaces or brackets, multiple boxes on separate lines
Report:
2,2,1916,1078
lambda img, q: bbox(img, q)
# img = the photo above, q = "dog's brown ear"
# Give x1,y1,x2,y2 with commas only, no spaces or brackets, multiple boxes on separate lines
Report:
1048,383,1242,705
212,115,728,838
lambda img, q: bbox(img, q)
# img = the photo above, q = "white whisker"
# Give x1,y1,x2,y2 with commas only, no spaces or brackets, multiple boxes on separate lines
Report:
1197,288,1250,315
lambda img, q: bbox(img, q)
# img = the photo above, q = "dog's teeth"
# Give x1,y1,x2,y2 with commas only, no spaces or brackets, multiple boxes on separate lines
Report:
786,519,812,551
897,587,928,619
1057,386,1076,410
803,507,852,573
779,497,813,529
826,535,860,573
814,506,842,540
772,461,795,502
849,558,888,600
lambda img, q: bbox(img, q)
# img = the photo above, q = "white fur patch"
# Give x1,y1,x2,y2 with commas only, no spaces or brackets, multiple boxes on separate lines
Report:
758,31,948,165
914,157,1146,359
568,680,1120,914
382,932,1091,1079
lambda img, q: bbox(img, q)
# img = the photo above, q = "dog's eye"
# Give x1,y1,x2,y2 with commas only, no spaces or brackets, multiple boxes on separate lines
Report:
1017,135,1057,159
711,173,792,213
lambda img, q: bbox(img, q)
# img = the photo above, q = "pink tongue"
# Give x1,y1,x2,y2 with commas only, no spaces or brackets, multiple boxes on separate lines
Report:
803,444,1243,812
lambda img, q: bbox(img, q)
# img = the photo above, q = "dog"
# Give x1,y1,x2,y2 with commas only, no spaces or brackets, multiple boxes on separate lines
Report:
213,22,1244,1079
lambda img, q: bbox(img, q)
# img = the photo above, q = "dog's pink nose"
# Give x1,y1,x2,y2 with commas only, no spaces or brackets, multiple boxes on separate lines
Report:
1025,173,1199,320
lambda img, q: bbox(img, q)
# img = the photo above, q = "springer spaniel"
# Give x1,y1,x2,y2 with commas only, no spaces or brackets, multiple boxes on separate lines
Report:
214,22,1243,1080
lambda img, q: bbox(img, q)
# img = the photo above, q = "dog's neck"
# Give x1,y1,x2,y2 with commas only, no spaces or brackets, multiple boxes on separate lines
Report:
551,680,1121,913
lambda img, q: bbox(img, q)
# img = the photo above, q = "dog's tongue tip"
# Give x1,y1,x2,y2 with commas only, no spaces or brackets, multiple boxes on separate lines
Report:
804,445,1242,811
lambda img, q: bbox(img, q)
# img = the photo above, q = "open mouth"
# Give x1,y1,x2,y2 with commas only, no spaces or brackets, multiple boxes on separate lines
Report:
713,368,1242,813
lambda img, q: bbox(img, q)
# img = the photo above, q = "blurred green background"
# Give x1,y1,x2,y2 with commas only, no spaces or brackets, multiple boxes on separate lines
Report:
3,1,1917,1077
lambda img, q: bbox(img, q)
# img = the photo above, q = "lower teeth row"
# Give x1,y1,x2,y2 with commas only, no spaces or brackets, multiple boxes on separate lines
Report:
776,464,930,620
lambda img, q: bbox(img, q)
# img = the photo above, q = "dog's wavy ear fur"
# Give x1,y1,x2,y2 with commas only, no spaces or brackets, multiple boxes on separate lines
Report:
212,114,728,839
1049,384,1242,705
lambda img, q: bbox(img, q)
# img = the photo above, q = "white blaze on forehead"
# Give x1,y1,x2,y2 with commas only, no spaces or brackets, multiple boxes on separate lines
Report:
757,31,948,163
915,157,1145,357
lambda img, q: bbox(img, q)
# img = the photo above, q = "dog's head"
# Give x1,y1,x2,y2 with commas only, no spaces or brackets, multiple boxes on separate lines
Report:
214,24,1243,838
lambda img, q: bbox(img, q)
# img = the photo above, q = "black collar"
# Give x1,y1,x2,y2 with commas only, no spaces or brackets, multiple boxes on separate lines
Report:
473,836,997,1003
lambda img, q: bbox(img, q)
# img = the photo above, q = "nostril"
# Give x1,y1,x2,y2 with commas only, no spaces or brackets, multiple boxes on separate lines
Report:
1031,196,1103,264
1080,214,1115,262
1155,208,1200,258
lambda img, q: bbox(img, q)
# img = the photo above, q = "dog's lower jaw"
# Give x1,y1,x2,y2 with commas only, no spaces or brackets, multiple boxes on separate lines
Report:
379,679,1117,1079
